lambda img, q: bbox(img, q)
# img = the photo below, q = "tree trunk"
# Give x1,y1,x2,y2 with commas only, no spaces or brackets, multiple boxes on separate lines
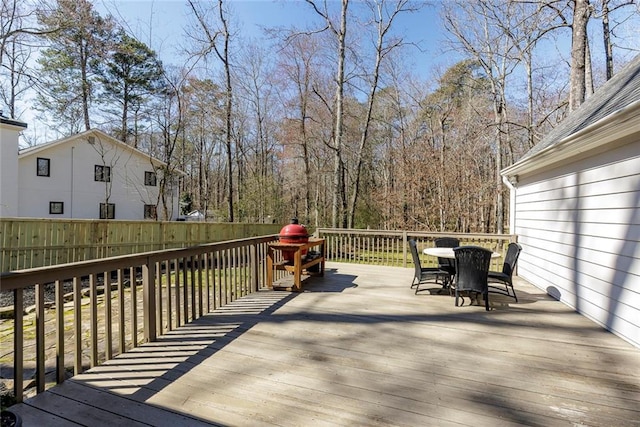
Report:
331,0,349,228
569,0,590,112
602,0,613,80
218,0,234,222
80,40,91,130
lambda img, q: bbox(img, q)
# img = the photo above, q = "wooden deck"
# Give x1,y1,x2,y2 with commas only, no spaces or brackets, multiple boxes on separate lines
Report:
6,262,640,426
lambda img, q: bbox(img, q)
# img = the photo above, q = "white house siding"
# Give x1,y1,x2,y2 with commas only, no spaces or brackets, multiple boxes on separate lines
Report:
18,133,178,220
514,140,640,348
0,119,26,217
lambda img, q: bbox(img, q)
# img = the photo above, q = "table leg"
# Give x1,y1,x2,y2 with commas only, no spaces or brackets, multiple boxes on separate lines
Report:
293,248,302,291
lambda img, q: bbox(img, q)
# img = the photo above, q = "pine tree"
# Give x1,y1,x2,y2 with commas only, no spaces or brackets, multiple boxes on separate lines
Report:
35,0,113,133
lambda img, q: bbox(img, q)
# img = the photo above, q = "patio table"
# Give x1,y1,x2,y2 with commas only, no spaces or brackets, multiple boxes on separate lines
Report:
423,247,501,259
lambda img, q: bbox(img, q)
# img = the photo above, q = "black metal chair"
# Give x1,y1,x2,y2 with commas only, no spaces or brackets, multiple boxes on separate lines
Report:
435,237,460,288
488,242,522,302
453,246,493,310
409,239,448,294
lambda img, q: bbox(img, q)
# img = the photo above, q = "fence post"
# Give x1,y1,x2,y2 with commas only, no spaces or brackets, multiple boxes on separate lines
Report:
143,258,157,342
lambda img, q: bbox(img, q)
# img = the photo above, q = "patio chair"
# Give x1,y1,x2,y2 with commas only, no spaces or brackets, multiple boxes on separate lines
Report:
453,246,493,310
488,242,522,302
409,239,448,294
435,237,460,287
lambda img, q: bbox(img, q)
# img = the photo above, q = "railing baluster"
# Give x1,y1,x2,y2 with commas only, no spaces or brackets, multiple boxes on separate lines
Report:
13,288,23,402
217,250,222,307
35,283,45,393
190,255,196,321
204,252,211,313
118,269,125,354
182,256,189,325
55,279,65,384
166,259,173,331
104,270,112,361
197,254,203,318
175,258,182,328
232,247,238,300
223,250,229,305
90,273,98,367
73,276,82,375
156,261,163,335
130,266,137,347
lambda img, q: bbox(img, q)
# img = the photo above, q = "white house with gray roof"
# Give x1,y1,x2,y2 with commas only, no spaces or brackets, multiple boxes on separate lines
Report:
0,122,181,221
502,55,640,348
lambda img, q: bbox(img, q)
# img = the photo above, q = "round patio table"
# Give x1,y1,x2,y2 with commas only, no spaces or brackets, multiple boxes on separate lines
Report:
423,247,501,259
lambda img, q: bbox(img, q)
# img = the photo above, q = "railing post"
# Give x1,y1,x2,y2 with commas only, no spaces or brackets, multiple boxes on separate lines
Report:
143,257,157,342
13,288,23,403
402,231,408,268
250,243,259,292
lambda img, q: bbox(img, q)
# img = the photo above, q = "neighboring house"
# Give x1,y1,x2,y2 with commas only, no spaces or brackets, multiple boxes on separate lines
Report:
502,55,640,348
0,123,181,220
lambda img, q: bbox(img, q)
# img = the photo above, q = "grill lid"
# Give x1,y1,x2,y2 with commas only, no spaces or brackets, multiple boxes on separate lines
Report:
279,218,309,238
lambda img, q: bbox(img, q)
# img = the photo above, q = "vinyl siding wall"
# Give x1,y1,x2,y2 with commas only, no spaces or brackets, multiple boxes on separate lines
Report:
514,140,640,348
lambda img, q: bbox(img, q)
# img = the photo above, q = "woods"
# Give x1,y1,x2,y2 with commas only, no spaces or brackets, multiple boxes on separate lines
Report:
2,0,638,231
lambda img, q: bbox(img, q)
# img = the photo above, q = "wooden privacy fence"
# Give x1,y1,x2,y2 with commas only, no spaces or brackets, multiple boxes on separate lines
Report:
0,218,281,272
0,234,280,403
314,228,518,271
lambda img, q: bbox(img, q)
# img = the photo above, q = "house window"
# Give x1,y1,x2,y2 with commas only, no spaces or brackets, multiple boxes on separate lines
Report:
49,201,64,214
99,203,115,219
144,204,157,219
95,165,111,182
144,171,157,186
37,158,50,177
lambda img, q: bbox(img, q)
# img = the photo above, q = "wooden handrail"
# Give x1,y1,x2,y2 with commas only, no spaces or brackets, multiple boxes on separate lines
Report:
1,234,279,403
314,228,517,269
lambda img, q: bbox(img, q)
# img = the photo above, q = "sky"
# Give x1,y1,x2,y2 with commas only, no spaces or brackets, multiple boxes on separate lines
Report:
95,0,451,79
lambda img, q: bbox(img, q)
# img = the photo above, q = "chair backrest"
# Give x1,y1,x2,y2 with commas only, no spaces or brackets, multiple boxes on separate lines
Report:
435,237,460,267
435,237,460,248
502,242,522,276
408,239,422,280
454,246,492,292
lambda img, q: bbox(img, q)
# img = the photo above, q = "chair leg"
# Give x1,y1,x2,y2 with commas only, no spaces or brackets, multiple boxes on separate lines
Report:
484,291,490,311
508,281,518,302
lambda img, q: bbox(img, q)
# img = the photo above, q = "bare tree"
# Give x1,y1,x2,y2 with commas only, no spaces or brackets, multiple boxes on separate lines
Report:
275,34,322,225
187,0,235,222
443,1,524,233
347,0,420,228
0,0,52,118
305,0,350,228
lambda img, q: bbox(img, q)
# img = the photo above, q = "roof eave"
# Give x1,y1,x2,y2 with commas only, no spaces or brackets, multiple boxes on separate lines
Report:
0,116,28,129
502,99,640,179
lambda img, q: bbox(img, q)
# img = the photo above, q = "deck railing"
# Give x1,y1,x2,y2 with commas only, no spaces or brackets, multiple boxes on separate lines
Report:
315,228,517,270
0,234,280,403
0,229,516,405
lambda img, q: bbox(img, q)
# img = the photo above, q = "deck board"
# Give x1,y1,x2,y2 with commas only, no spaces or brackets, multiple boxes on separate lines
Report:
7,262,640,426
